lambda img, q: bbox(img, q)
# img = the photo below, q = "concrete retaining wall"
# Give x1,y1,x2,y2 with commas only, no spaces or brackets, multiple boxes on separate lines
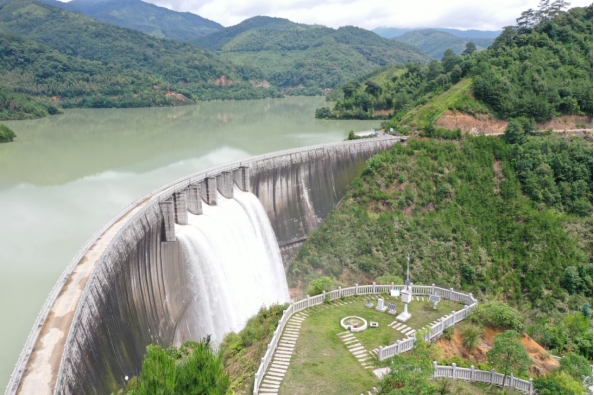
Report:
7,137,402,395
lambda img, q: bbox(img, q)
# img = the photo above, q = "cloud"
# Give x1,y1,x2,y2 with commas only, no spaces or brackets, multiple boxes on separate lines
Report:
141,0,593,30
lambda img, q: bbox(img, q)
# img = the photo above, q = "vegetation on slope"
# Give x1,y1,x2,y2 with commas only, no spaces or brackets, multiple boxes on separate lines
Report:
194,16,429,94
372,27,501,40
290,134,592,361
393,29,493,59
41,0,222,41
0,85,61,120
113,339,229,395
220,304,288,394
0,123,16,142
0,33,177,110
318,4,592,129
0,0,281,108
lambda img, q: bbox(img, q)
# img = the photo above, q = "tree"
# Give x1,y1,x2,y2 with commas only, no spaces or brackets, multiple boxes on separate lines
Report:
0,123,16,143
462,42,477,56
561,266,582,294
342,82,360,98
307,276,336,296
504,121,527,145
365,80,382,97
487,330,532,387
559,352,593,385
441,49,458,73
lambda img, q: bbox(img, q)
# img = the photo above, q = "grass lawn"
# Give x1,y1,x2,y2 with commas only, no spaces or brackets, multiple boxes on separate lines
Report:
279,295,463,395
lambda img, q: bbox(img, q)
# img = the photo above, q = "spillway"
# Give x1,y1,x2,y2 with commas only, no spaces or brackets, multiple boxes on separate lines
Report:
174,187,289,345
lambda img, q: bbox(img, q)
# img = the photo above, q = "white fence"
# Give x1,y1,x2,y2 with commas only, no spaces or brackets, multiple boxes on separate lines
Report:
433,362,533,394
253,283,477,395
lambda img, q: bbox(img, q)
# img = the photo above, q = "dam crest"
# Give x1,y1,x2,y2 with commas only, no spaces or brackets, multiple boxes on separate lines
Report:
6,137,403,395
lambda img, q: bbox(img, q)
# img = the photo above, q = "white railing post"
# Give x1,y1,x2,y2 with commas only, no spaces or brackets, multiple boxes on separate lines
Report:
355,283,359,295
307,295,310,307
373,282,376,293
378,346,383,360
529,378,533,395
391,282,394,291
470,365,475,382
450,288,454,300
433,361,437,377
468,292,474,304
510,372,514,388
338,286,342,297
452,363,457,379
464,305,469,317
431,283,435,294
490,369,495,385
323,290,326,302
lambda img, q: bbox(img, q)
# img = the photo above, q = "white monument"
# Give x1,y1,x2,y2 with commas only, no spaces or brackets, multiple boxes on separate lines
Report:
375,297,387,312
396,254,413,322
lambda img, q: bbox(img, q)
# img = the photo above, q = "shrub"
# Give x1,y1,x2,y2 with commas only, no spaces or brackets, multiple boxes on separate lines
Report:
471,301,525,331
442,326,454,340
127,340,229,395
559,352,593,385
534,372,585,395
0,124,16,143
307,276,336,296
375,274,404,285
461,325,482,350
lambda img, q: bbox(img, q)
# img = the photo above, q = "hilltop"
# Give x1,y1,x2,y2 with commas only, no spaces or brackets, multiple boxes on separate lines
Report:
394,29,493,58
0,0,281,118
372,27,501,39
194,16,429,94
317,5,593,130
39,0,223,41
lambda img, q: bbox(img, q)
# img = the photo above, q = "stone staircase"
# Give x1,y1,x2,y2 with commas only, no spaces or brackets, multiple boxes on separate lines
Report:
337,331,374,369
259,311,309,395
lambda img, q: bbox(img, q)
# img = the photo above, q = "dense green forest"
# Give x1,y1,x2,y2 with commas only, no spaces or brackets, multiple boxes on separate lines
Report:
372,27,501,40
194,16,429,94
0,0,281,118
40,0,222,41
291,133,592,360
317,5,592,128
393,29,493,58
0,85,61,120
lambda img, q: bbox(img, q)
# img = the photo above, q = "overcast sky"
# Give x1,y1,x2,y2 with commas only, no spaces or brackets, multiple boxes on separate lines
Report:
133,0,592,30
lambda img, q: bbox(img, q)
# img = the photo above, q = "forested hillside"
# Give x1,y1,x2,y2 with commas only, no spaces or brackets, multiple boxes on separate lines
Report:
372,27,501,39
394,29,493,58
0,33,179,110
194,16,429,95
0,0,281,118
318,5,592,128
291,134,592,361
40,0,223,41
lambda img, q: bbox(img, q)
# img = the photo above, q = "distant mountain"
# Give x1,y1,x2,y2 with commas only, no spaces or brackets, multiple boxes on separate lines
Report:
372,27,501,39
394,29,494,59
194,16,430,93
39,0,223,41
0,0,282,109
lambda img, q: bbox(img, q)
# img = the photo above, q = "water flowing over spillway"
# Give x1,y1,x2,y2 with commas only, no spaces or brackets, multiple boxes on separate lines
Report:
174,185,290,345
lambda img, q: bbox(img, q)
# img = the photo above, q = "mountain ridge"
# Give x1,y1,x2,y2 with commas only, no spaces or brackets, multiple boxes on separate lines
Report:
373,26,501,39
38,0,223,41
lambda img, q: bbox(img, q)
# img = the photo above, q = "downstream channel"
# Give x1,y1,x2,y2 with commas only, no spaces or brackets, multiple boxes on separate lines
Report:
0,96,380,390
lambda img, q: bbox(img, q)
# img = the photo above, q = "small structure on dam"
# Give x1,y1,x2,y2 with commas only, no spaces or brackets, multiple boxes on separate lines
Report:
6,137,403,395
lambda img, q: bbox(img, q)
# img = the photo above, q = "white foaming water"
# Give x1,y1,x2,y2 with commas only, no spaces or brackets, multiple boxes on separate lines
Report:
174,185,290,345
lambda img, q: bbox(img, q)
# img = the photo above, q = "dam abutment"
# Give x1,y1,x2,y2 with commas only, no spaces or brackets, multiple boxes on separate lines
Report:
7,137,403,395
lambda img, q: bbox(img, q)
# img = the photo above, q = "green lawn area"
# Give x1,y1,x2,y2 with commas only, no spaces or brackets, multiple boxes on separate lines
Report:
279,295,462,395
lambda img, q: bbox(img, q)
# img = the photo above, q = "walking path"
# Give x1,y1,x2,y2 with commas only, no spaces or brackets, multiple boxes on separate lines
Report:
259,311,309,395
337,331,375,369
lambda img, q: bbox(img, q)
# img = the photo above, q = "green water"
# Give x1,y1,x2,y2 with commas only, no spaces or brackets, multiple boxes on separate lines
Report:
0,96,379,390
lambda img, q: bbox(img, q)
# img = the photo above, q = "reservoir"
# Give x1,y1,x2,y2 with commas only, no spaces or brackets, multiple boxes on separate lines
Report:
0,96,380,390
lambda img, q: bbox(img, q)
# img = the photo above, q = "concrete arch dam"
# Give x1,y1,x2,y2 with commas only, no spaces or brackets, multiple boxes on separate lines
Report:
7,137,402,395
